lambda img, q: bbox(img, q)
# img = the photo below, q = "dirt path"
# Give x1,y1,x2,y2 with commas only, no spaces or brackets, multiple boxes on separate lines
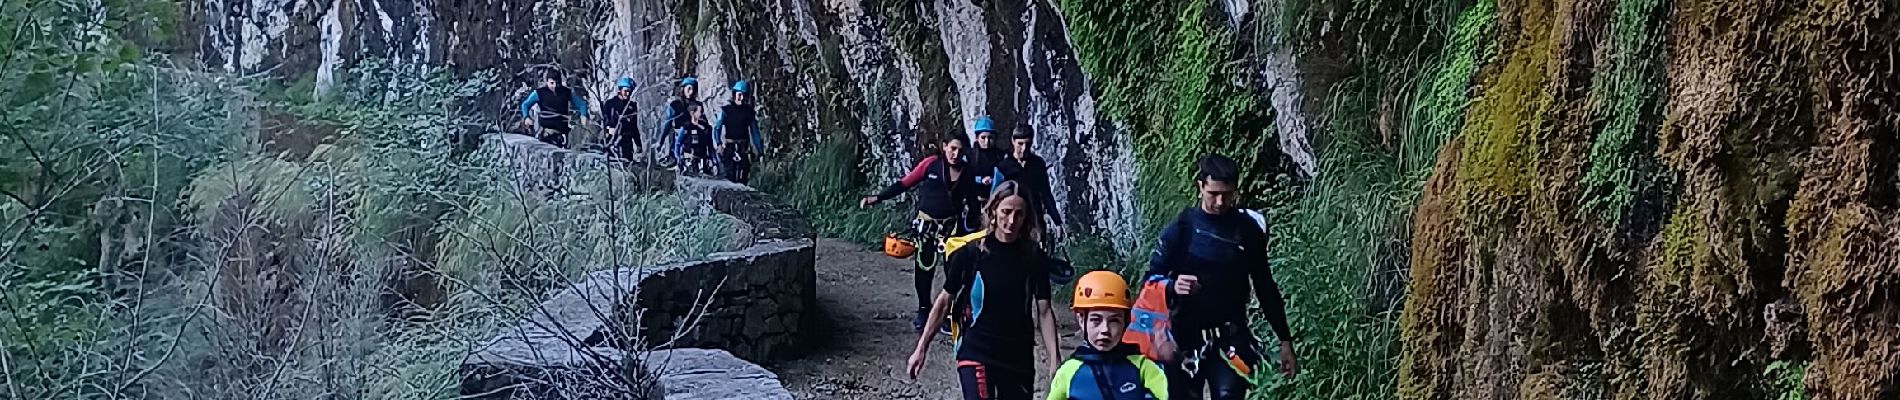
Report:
770,239,1076,400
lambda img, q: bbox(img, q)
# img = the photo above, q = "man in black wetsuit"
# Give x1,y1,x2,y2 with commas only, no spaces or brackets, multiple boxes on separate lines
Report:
1144,154,1298,400
714,80,762,184
517,69,589,147
992,124,1063,239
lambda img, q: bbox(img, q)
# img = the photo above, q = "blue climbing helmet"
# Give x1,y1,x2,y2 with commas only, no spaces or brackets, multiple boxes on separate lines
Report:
681,76,698,87
616,77,635,89
972,116,994,133
732,80,750,93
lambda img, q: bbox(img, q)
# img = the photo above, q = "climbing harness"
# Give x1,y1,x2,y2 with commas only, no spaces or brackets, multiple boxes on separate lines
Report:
910,212,959,271
1177,323,1263,386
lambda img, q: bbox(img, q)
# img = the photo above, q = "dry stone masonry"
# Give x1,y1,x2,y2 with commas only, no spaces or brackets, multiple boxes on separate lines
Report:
461,134,813,399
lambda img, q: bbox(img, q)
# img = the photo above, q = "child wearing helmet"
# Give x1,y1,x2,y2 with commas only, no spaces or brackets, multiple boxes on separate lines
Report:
674,104,715,174
661,76,702,164
1047,271,1170,400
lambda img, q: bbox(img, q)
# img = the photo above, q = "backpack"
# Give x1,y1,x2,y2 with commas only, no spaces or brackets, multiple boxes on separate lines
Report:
1124,275,1176,361
1122,208,1269,361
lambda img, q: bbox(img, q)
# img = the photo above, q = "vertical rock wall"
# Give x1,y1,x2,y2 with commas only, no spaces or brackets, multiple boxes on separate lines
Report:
190,0,1157,255
1398,0,1899,399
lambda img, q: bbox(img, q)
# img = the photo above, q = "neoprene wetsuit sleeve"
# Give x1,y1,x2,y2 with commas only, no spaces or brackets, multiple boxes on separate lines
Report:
570,92,589,118
1045,360,1081,400
1137,358,1170,399
678,126,688,159
1248,223,1294,342
518,91,541,118
750,121,763,151
1035,167,1062,226
712,111,725,139
1145,212,1185,279
875,156,937,202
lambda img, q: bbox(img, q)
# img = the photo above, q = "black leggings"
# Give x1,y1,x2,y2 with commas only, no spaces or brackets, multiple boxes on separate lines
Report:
914,264,935,311
611,126,642,159
912,217,952,311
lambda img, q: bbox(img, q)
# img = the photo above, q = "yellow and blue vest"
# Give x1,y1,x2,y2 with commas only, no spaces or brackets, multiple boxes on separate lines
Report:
1047,344,1168,400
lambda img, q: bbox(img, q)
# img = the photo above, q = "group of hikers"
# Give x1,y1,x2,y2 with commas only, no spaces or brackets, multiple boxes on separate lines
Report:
518,65,1297,398
516,69,761,183
868,118,1298,399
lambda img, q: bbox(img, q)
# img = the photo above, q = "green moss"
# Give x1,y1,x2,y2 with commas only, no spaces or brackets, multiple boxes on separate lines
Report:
1453,7,1553,226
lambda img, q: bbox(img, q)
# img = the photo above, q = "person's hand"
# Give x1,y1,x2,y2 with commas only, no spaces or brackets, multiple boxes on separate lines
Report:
1174,274,1199,295
1277,341,1299,379
859,196,878,208
906,349,927,379
1151,333,1178,364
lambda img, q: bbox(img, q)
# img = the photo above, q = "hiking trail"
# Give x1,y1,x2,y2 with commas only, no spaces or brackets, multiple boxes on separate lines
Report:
770,239,1077,399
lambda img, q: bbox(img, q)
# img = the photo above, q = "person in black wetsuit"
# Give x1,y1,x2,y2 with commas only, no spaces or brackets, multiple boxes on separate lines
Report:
905,180,1062,400
992,123,1064,239
860,137,984,333
601,77,642,160
968,116,1006,186
1144,154,1297,400
517,69,589,147
674,104,715,174
714,80,762,184
966,116,1007,231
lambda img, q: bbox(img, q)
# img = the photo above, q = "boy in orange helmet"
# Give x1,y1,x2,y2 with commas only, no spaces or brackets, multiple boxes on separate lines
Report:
1046,271,1169,399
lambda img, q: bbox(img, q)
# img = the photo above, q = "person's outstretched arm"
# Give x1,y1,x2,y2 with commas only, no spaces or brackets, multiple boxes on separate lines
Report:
518,91,541,119
867,156,938,205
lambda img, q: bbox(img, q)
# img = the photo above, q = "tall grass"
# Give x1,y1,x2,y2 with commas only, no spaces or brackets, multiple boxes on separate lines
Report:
753,131,900,246
2,22,740,395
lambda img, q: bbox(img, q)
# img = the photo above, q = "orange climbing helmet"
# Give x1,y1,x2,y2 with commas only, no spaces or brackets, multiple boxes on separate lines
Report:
1071,270,1132,311
883,234,917,259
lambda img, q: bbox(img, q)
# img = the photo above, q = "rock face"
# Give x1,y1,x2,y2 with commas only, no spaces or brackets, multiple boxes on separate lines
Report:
460,134,812,398
184,0,1265,256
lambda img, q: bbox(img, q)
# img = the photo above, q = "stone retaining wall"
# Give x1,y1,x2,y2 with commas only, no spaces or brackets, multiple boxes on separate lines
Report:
461,135,812,399
482,133,675,195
